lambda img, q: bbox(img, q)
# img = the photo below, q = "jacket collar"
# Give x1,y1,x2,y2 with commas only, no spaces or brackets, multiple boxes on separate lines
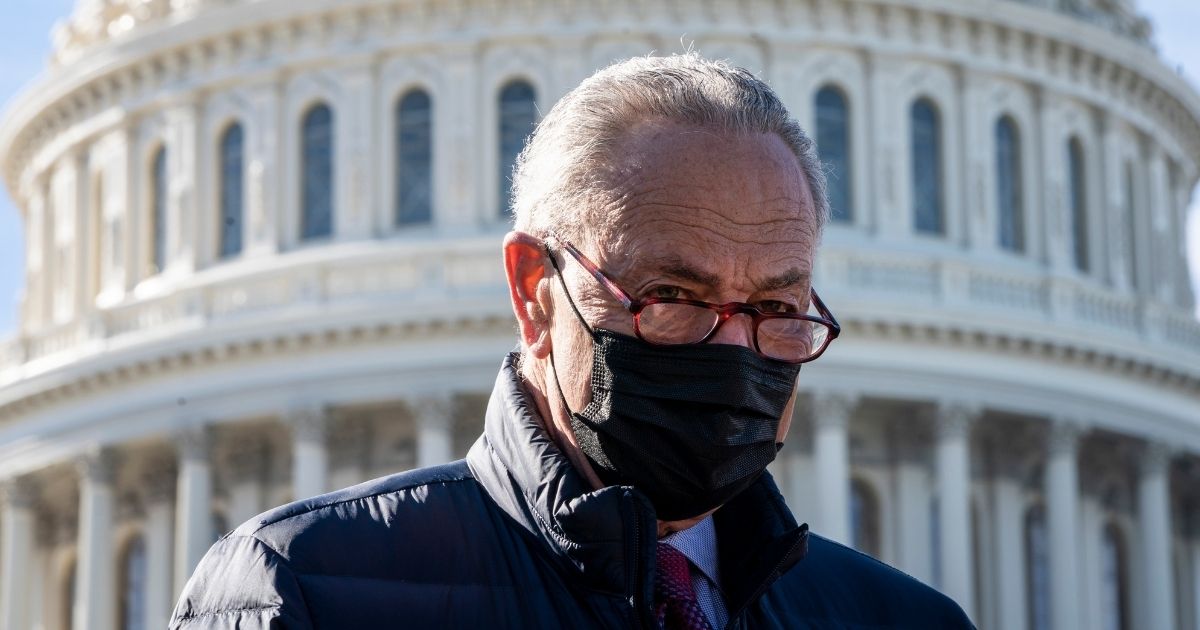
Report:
465,351,808,612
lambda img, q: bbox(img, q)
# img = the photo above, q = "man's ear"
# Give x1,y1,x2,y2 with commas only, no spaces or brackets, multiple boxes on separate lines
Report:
503,231,554,359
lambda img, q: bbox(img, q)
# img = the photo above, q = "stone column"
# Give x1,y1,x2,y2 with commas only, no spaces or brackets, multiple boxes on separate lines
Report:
75,450,116,630
992,455,1027,630
174,427,212,599
335,66,375,240
1046,422,1082,630
165,101,200,274
290,405,329,500
119,124,139,292
23,185,47,325
1138,443,1176,630
1191,523,1200,630
1145,150,1172,302
246,83,281,257
935,403,976,619
812,393,856,544
0,477,36,630
894,427,932,584
1039,97,1071,274
329,417,371,490
440,45,480,227
414,395,454,469
1078,496,1105,630
143,463,175,630
781,412,814,518
961,76,992,252
1172,178,1195,310
1098,112,1130,290
867,57,906,241
71,151,94,315
227,434,266,526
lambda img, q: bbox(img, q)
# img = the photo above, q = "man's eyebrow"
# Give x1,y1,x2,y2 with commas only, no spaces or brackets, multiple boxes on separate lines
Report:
756,268,810,292
628,256,808,292
631,255,722,287
661,262,723,287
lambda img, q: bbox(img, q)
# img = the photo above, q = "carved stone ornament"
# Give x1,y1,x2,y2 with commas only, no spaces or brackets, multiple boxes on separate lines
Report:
1139,441,1173,476
76,447,117,483
933,402,980,440
289,404,329,443
411,394,454,427
1,475,37,509
175,425,212,462
1046,420,1083,457
811,392,858,431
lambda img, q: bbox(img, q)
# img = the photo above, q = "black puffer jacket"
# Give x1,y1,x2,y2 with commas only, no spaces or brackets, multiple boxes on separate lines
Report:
170,352,974,629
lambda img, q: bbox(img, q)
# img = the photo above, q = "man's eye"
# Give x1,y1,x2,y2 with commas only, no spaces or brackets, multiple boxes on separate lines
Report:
757,300,798,314
648,285,682,300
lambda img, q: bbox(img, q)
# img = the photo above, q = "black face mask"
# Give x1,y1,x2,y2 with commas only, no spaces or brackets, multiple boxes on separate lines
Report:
550,278,802,521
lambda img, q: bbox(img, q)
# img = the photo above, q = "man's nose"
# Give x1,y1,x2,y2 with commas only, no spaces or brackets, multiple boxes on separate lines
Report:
708,312,756,349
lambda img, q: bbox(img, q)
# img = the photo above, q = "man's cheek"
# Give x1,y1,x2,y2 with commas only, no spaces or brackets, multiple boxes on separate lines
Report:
775,386,799,443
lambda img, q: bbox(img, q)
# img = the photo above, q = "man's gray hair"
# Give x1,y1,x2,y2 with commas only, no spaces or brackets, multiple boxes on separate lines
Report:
510,53,829,243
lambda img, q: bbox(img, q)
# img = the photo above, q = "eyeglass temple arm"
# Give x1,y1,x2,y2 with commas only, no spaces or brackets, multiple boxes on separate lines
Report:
811,288,840,334
550,239,635,310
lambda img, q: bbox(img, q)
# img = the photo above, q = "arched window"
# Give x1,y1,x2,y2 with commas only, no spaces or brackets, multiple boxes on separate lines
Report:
1025,506,1050,630
996,116,1025,252
1101,523,1129,630
218,123,244,258
849,478,880,557
1067,138,1088,272
301,103,334,241
1122,163,1138,289
150,146,168,273
911,98,943,235
395,89,433,226
815,85,852,223
498,80,537,216
119,536,147,630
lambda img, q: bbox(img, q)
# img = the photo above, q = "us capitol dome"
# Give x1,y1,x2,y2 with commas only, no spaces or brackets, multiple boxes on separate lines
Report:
1,0,1199,628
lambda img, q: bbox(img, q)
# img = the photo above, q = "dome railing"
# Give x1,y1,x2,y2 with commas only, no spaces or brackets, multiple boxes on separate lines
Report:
0,239,511,387
0,243,1198,393
818,246,1200,364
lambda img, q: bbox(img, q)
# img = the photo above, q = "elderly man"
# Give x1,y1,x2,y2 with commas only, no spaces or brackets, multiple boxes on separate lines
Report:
171,55,973,629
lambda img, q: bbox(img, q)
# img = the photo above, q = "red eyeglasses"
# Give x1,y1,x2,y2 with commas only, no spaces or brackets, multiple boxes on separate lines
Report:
545,238,840,364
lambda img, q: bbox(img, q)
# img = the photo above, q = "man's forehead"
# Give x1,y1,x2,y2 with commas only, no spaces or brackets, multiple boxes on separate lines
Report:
599,125,816,230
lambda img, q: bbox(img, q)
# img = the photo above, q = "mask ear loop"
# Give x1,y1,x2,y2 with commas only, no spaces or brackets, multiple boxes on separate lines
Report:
543,242,596,336
542,241,619,483
541,241,592,418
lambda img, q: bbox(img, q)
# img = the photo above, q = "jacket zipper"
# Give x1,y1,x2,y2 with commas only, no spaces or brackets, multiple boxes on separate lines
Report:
626,493,653,630
721,533,807,630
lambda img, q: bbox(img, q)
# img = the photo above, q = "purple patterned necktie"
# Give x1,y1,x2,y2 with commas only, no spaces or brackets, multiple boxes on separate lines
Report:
654,542,714,630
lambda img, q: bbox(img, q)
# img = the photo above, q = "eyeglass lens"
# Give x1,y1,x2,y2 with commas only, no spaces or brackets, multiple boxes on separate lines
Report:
636,301,831,362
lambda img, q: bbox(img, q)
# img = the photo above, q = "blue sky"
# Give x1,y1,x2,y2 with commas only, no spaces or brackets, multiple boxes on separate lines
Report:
0,1,1198,336
0,0,73,335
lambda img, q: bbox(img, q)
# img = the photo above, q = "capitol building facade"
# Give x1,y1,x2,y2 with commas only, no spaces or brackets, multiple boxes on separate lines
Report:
0,0,1199,629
